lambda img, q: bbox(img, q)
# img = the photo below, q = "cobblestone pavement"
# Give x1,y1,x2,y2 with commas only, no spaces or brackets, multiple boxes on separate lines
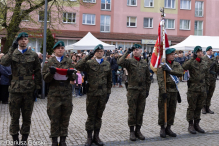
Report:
1,79,219,146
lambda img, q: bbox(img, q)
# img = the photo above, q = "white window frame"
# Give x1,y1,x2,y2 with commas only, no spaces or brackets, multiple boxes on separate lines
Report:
21,10,29,21
180,19,190,30
100,15,111,32
164,0,175,9
195,1,204,17
83,0,96,3
69,0,77,1
127,0,137,6
144,0,154,7
101,0,111,11
143,18,153,28
127,16,137,27
82,14,96,25
63,12,76,24
180,0,191,10
194,21,203,36
38,11,50,22
165,19,175,29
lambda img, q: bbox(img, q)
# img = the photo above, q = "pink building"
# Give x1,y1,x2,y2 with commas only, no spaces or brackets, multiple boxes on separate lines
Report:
1,0,219,52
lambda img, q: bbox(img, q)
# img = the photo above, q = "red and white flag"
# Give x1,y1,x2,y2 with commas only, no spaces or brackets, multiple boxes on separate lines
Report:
150,20,169,72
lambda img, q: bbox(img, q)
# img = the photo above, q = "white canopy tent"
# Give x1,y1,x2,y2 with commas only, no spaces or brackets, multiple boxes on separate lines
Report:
170,35,219,51
65,32,115,50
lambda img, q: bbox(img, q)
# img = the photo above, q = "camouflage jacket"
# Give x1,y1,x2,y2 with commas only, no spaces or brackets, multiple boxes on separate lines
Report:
182,58,210,92
157,61,184,95
202,55,218,82
42,56,76,97
0,47,41,93
75,56,112,96
117,51,151,92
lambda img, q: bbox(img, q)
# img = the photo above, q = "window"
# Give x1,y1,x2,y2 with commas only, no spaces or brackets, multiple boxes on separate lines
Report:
165,19,175,29
127,0,137,6
39,11,50,22
82,14,95,25
63,13,76,23
180,0,191,9
101,0,111,10
195,21,203,35
83,0,96,3
195,1,204,17
100,15,111,32
127,17,137,27
180,19,190,30
144,0,154,7
165,0,175,9
143,18,153,28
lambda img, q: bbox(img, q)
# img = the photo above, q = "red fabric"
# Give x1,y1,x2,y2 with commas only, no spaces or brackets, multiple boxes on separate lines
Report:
167,60,172,64
150,19,170,72
196,57,201,62
56,68,68,75
134,56,140,61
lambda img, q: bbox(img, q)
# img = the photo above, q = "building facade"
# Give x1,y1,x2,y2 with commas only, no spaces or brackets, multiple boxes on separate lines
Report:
0,0,218,53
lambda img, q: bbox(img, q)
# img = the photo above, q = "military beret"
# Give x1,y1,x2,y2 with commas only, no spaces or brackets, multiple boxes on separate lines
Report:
194,46,202,54
94,44,104,52
17,32,28,41
206,46,212,52
132,44,142,49
166,48,176,55
53,41,65,50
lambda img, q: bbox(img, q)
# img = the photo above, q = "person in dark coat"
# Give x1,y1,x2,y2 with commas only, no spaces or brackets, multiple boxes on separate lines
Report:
110,53,118,87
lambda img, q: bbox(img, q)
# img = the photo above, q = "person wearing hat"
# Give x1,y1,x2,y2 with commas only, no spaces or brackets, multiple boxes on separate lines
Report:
202,46,218,114
0,32,41,145
157,48,184,138
118,44,151,141
75,44,112,146
42,41,76,146
182,46,210,134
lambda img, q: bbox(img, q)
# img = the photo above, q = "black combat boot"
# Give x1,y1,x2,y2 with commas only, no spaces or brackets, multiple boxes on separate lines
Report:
93,129,104,146
194,120,205,133
85,130,93,146
206,106,214,114
135,125,145,140
160,126,166,138
165,125,177,137
12,134,19,146
20,134,28,146
129,126,136,141
188,120,196,134
202,106,207,114
59,136,67,146
51,137,58,146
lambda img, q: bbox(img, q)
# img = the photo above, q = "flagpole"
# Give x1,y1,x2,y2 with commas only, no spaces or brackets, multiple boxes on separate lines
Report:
160,7,167,128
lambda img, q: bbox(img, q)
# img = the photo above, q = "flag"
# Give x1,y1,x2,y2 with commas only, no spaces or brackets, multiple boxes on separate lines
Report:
150,19,170,72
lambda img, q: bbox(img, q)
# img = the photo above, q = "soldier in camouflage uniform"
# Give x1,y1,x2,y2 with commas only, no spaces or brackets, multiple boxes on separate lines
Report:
157,48,184,138
75,44,112,146
202,46,218,114
0,32,41,146
182,46,209,134
118,44,151,141
42,41,76,146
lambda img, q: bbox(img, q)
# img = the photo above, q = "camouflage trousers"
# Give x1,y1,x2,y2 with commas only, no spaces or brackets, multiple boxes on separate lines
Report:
127,89,147,126
204,81,216,106
9,93,34,136
186,91,206,122
158,92,177,126
85,94,107,131
47,95,73,138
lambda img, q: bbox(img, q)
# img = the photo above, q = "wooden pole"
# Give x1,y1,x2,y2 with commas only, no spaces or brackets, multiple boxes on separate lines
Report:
160,7,167,127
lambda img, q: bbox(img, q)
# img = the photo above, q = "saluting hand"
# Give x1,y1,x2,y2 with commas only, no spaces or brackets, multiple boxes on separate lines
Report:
88,52,95,59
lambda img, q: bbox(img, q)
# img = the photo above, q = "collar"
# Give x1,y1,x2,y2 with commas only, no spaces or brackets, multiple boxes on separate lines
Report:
96,58,104,64
134,56,140,61
196,57,201,62
56,56,64,62
207,55,212,59
18,48,28,54
167,60,173,64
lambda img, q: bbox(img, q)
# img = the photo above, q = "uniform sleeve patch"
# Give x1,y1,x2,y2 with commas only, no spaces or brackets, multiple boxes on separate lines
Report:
45,60,48,63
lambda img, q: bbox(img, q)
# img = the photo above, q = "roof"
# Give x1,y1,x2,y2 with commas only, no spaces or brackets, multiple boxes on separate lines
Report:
0,28,187,44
